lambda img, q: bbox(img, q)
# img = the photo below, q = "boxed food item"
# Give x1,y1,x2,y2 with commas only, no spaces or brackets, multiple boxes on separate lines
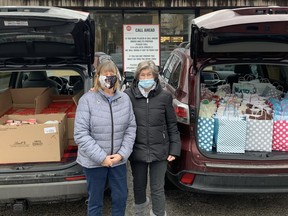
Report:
0,113,67,163
40,90,83,144
0,88,50,117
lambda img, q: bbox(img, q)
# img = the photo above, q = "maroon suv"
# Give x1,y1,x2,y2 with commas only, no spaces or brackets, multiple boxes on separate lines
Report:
161,6,288,193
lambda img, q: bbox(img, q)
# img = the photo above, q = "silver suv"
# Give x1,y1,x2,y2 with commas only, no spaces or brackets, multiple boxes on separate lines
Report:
0,6,95,209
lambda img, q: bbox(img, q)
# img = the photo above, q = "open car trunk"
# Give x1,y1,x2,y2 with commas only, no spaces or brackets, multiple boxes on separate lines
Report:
197,62,288,160
0,69,84,171
191,7,288,160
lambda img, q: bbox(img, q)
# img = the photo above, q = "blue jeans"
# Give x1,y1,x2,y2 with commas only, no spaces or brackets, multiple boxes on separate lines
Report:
83,164,128,216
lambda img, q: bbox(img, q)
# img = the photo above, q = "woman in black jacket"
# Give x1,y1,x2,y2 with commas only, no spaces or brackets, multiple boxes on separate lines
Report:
125,60,181,216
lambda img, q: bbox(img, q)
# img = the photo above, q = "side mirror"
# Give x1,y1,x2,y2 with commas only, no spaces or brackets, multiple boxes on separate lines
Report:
157,65,163,75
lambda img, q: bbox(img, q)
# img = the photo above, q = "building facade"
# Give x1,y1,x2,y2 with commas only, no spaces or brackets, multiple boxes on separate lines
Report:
1,0,286,68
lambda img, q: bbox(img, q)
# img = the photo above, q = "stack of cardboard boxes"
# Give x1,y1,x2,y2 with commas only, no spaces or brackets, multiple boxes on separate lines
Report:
0,88,82,163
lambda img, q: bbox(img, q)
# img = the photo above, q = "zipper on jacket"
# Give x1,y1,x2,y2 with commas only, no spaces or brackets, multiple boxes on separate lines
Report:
109,102,114,155
146,97,150,162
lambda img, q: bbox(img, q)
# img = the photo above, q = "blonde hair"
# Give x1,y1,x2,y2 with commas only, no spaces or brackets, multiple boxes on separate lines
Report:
93,60,120,92
134,60,159,80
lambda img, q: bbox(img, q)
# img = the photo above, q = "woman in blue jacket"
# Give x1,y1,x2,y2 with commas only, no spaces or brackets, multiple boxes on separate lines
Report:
74,60,136,216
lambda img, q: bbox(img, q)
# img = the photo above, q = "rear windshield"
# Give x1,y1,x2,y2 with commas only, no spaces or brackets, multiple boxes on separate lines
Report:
0,33,74,44
208,33,288,45
197,21,288,54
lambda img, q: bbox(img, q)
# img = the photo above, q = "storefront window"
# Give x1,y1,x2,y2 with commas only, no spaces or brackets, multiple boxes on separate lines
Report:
90,10,123,72
89,9,196,71
124,11,159,24
160,11,195,66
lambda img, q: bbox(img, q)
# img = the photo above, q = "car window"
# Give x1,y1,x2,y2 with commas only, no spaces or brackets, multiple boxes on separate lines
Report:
162,54,179,82
0,72,12,91
168,61,181,89
162,54,174,81
18,70,83,95
0,33,74,45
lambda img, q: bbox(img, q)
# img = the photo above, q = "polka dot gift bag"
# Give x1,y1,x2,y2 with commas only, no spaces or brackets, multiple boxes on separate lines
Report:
197,100,217,152
272,107,288,151
245,109,273,152
272,120,288,151
197,117,215,151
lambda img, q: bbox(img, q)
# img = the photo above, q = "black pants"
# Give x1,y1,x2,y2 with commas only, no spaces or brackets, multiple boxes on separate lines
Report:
130,160,167,216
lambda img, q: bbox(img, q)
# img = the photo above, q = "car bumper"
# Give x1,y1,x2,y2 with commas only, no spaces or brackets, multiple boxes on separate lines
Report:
0,180,87,204
167,170,288,194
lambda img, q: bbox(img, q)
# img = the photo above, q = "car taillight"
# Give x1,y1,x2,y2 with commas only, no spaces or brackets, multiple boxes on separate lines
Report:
173,99,190,125
180,173,195,185
65,175,86,181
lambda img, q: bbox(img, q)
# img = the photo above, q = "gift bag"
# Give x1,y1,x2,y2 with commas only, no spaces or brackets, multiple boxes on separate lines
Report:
214,110,247,153
199,100,217,118
262,84,283,98
214,117,247,153
241,74,256,81
233,82,257,94
197,117,214,152
253,78,274,96
201,86,214,101
272,120,288,151
245,118,273,152
216,83,231,94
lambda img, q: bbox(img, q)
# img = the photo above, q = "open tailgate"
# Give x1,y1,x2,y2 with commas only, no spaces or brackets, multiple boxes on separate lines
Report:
191,7,288,59
0,6,95,65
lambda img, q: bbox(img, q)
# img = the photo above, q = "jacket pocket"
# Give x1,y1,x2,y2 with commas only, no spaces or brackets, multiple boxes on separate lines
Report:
162,125,169,144
161,125,169,157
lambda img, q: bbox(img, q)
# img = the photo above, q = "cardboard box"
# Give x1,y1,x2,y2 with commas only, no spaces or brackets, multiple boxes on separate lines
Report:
40,90,83,142
0,88,50,117
0,113,67,163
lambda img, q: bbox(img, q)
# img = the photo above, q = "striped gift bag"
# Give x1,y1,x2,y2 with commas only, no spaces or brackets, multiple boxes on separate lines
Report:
214,102,247,154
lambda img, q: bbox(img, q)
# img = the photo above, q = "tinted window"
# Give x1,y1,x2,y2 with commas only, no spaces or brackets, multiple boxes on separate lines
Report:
162,54,180,82
168,61,181,88
162,54,174,81
0,72,12,91
0,33,74,44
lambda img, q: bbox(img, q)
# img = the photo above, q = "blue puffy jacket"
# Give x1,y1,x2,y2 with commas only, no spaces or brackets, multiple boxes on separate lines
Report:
74,89,136,168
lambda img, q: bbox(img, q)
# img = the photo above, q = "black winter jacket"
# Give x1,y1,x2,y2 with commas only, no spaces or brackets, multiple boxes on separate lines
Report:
125,80,181,163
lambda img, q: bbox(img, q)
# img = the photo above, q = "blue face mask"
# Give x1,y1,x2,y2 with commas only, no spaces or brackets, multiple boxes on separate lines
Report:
138,79,155,89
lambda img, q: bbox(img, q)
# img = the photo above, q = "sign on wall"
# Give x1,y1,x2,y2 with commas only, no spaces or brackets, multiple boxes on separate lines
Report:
123,24,160,73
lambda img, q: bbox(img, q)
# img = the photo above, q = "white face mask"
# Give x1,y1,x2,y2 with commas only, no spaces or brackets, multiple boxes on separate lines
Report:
99,75,117,89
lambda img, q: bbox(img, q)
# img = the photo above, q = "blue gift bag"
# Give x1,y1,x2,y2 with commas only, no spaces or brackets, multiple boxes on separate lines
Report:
197,117,214,152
